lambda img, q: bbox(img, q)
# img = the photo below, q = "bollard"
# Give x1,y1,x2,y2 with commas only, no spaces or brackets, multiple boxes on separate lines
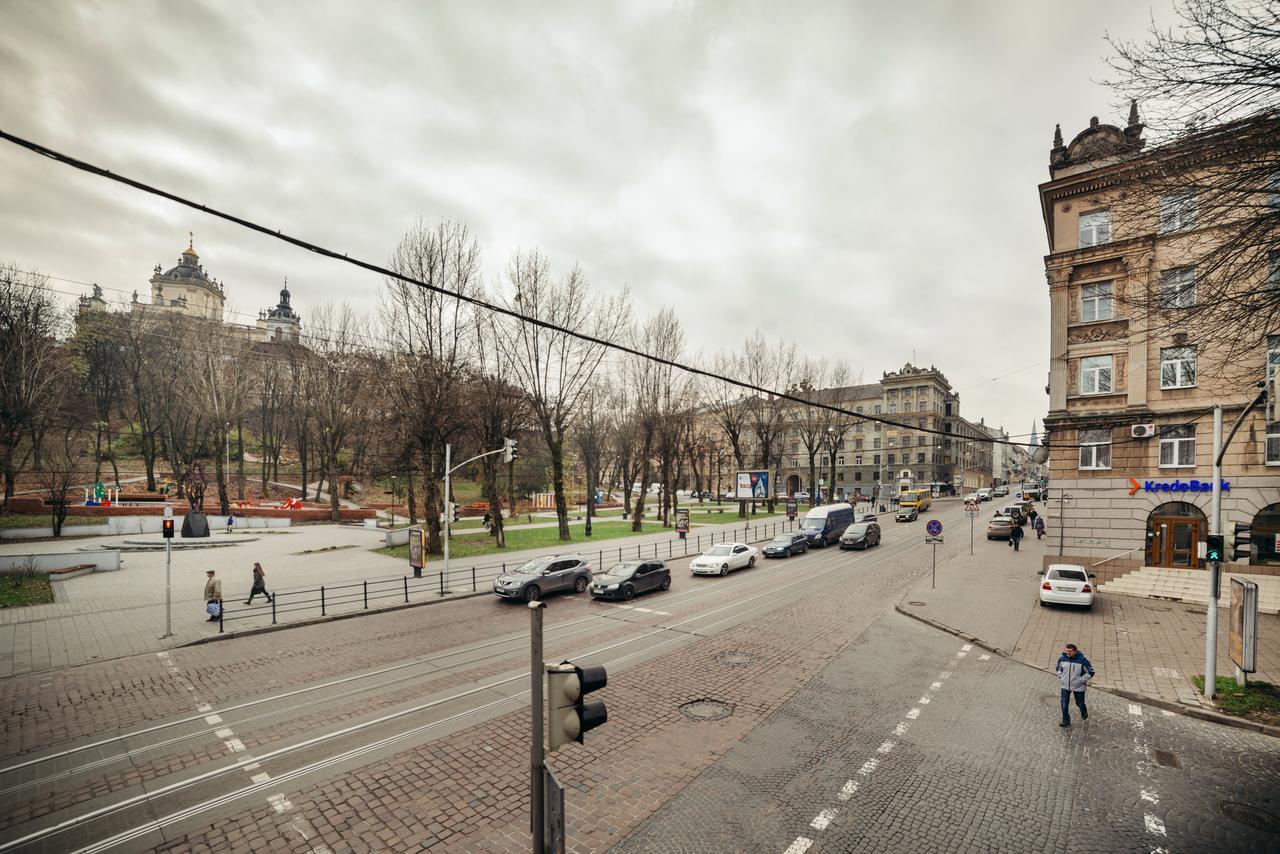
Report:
636,544,641,558
363,580,369,610
439,571,445,597
271,593,277,625
668,541,672,558
618,548,622,562
403,575,409,603
321,586,326,616
472,566,476,592
218,599,224,633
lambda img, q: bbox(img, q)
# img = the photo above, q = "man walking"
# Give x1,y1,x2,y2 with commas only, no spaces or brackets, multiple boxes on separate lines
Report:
204,570,223,621
1056,643,1094,727
1009,519,1024,551
245,562,274,604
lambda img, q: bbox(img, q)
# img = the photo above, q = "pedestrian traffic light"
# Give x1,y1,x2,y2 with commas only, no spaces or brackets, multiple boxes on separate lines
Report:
1205,533,1224,563
1233,522,1252,561
503,437,518,464
162,518,175,539
546,661,607,752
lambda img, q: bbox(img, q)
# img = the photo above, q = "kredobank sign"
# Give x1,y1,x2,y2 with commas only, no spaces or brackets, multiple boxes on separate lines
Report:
1127,477,1230,496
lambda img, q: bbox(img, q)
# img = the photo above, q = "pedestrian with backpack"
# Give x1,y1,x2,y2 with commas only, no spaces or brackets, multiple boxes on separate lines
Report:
1056,643,1094,727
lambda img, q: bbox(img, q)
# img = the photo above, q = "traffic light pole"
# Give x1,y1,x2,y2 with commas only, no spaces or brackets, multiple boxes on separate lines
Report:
161,504,173,639
442,442,511,594
530,600,546,854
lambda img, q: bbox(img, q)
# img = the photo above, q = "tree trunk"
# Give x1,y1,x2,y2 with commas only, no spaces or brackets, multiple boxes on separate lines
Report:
407,467,418,525
108,427,120,486
483,454,505,548
298,432,309,504
548,434,570,541
142,433,157,492
808,456,818,506
214,435,230,516
329,482,340,522
632,456,651,533
506,458,516,523
423,445,442,553
237,419,245,501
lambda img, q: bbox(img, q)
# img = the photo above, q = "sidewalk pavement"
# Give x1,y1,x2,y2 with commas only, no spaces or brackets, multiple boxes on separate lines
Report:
0,513,795,677
897,519,1279,714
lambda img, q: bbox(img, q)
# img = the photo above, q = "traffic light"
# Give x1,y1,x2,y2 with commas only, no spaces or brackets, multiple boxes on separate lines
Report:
162,518,175,539
452,502,461,524
1205,533,1224,563
1233,522,1252,562
503,437,519,464
546,661,607,752
441,502,459,526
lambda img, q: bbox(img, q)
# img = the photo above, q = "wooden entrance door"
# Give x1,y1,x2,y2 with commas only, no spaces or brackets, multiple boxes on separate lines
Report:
1150,516,1204,567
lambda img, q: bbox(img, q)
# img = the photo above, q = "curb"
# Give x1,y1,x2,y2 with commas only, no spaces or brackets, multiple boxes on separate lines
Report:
893,602,1280,740
179,589,493,648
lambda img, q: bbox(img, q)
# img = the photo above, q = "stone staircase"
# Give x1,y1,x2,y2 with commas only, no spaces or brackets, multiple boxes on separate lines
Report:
1099,566,1280,614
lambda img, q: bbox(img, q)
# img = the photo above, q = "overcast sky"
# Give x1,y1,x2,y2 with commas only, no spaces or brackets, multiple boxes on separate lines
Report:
0,0,1177,440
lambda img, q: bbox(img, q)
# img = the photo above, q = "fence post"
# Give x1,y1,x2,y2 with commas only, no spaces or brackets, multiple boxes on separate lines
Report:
363,580,368,610
668,541,672,558
636,544,640,558
599,550,603,568
439,570,445,597
403,575,409,603
218,598,224,633
321,586,326,616
271,593,277,625
618,548,622,562
472,566,476,592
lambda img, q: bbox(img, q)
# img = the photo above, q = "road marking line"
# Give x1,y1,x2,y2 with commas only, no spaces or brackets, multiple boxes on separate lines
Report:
961,643,973,652
1129,704,1142,716
810,808,838,831
1144,814,1166,836
906,707,921,720
939,670,952,680
224,738,246,753
214,728,234,739
196,704,213,713
251,772,270,784
918,695,931,704
930,681,942,690
979,654,991,661
782,837,813,854
244,763,261,771
1161,710,1175,717
837,780,859,800
955,651,967,658
204,714,222,724
857,758,879,776
893,722,910,737
268,793,293,813
877,741,895,754
1140,789,1159,804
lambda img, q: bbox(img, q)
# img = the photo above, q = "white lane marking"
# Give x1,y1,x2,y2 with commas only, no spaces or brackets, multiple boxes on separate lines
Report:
961,644,973,652
877,741,895,754
155,651,170,659
1140,789,1159,804
204,715,223,725
224,738,246,753
857,758,879,776
893,722,910,737
214,728,234,739
906,707,921,720
1161,710,1175,717
837,780,859,801
783,837,813,854
196,704,213,713
979,654,991,661
243,763,261,772
955,651,968,658
251,772,270,784
810,808,838,831
268,793,293,813
918,695,931,704
1129,704,1142,716
939,670,952,680
930,682,942,690
1144,814,1166,836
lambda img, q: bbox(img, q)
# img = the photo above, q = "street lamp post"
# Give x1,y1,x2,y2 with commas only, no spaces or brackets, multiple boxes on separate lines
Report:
389,476,398,528
225,421,231,502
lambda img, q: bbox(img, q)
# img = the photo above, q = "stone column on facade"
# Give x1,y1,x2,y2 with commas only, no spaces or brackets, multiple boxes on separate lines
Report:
1048,269,1070,412
1126,252,1152,408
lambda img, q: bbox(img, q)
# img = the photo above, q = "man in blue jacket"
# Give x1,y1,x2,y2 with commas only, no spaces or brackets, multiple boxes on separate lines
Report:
1056,643,1094,727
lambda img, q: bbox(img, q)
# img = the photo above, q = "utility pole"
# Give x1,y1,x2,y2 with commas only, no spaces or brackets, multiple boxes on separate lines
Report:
442,443,452,595
530,600,546,854
161,503,173,638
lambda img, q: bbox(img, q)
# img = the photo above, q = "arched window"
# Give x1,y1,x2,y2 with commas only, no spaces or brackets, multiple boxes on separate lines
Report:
1251,503,1280,566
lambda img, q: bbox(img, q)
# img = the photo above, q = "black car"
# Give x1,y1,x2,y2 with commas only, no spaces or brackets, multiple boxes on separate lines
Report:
762,532,810,558
589,560,671,600
895,506,918,523
839,521,882,550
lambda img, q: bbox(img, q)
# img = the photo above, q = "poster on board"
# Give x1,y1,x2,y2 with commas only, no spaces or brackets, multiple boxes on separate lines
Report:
735,470,769,500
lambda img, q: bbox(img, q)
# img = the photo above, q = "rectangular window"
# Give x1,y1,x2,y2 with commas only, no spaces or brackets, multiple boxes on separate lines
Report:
855,471,862,481
820,456,829,467
874,438,881,449
1079,355,1113,394
874,405,882,415
1077,428,1112,470
855,440,863,450
1159,425,1196,468
916,453,925,464
903,402,912,413
1080,282,1114,322
873,454,881,466
854,456,862,466
917,436,926,446
1079,210,1111,247
887,454,896,465
1160,267,1196,309
1268,251,1280,290
837,456,844,466
1268,425,1280,465
888,403,897,414
1269,335,1280,383
1159,189,1197,232
1160,346,1197,389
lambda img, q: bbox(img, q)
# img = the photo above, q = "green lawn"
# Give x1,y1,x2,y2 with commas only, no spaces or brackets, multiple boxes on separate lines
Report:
374,519,668,562
1193,676,1280,726
0,573,54,608
0,514,105,529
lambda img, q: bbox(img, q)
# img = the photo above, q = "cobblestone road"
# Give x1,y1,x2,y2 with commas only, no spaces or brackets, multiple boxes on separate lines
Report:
613,611,1280,853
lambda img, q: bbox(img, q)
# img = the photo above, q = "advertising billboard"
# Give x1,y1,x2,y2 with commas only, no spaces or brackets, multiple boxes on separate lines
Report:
735,470,769,501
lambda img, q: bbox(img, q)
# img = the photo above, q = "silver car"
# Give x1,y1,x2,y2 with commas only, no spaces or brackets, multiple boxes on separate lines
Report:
493,555,593,602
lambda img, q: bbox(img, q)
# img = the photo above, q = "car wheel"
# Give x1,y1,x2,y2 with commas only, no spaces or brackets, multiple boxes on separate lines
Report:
622,584,635,601
524,585,541,603
720,564,729,576
574,576,589,593
1038,598,1046,607
660,575,671,591
748,555,756,567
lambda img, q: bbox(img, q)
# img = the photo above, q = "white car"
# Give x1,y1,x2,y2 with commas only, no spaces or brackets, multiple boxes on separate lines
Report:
1039,564,1094,609
690,542,758,576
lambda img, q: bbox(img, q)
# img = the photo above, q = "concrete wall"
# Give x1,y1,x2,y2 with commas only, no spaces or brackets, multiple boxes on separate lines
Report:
0,514,293,540
0,550,122,573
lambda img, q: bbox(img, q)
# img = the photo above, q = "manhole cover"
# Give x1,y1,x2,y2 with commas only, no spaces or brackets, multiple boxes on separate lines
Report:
716,651,755,667
1152,749,1180,768
681,699,735,721
1219,800,1280,832
908,601,927,606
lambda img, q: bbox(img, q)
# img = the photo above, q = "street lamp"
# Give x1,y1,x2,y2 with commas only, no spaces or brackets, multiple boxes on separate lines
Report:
389,475,398,527
225,421,231,500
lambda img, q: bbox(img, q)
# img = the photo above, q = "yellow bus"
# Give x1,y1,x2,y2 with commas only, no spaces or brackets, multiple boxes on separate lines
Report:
899,489,932,511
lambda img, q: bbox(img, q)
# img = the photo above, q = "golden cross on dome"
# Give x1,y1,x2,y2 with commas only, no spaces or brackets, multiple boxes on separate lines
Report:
188,231,194,250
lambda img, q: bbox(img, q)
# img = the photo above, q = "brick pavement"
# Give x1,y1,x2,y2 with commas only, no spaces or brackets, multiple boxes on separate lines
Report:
897,516,1280,712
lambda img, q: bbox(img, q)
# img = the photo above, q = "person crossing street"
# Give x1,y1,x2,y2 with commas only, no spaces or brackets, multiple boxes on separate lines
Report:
1055,643,1094,727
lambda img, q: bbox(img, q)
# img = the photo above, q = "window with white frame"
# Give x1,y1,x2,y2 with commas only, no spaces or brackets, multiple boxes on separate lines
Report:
1078,210,1111,247
1078,428,1112,470
1079,355,1113,394
1160,346,1197,389
1159,189,1197,232
873,438,881,449
1160,267,1196,308
1268,424,1280,465
854,455,862,466
888,403,897,414
1080,282,1114,321
1159,425,1196,467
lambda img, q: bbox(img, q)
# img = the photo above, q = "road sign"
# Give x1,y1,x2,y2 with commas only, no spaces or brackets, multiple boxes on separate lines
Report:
926,519,942,537
925,535,944,544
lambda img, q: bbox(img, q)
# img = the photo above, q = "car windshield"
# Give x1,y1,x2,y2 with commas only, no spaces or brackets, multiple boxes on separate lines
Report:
706,545,734,556
801,520,823,530
769,536,791,544
846,524,868,535
515,557,554,574
1048,569,1087,582
602,562,640,578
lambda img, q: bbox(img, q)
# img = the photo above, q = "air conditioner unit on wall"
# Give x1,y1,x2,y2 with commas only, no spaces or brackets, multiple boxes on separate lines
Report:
1131,423,1156,439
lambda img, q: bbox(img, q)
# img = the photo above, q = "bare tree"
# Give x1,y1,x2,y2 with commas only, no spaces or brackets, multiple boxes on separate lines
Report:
69,308,125,485
789,358,834,507
743,332,798,513
0,263,65,507
702,350,752,518
574,382,612,536
41,427,82,537
469,311,529,548
501,251,630,540
304,303,368,521
117,310,167,491
185,322,255,515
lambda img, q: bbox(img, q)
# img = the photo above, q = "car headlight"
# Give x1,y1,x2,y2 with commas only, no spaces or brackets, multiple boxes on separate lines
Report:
605,583,619,590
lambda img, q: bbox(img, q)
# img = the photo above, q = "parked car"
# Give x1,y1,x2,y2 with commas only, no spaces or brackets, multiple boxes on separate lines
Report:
995,505,1027,525
855,512,878,523
977,488,993,502
799,503,856,547
963,493,982,503
993,486,1009,498
493,555,593,602
690,542,758,576
986,518,1015,540
895,506,919,523
1039,564,1094,609
763,532,810,558
839,521,881,550
590,560,671,600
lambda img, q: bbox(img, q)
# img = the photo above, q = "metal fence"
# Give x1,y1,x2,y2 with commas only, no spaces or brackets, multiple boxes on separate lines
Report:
216,517,798,633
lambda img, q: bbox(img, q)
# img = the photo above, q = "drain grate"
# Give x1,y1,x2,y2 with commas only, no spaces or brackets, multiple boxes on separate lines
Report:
681,699,735,721
908,601,927,606
716,651,755,667
1219,801,1280,832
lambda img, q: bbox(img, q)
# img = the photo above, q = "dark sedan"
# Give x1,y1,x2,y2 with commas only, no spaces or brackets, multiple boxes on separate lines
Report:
762,532,810,558
839,521,882,550
590,560,671,600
